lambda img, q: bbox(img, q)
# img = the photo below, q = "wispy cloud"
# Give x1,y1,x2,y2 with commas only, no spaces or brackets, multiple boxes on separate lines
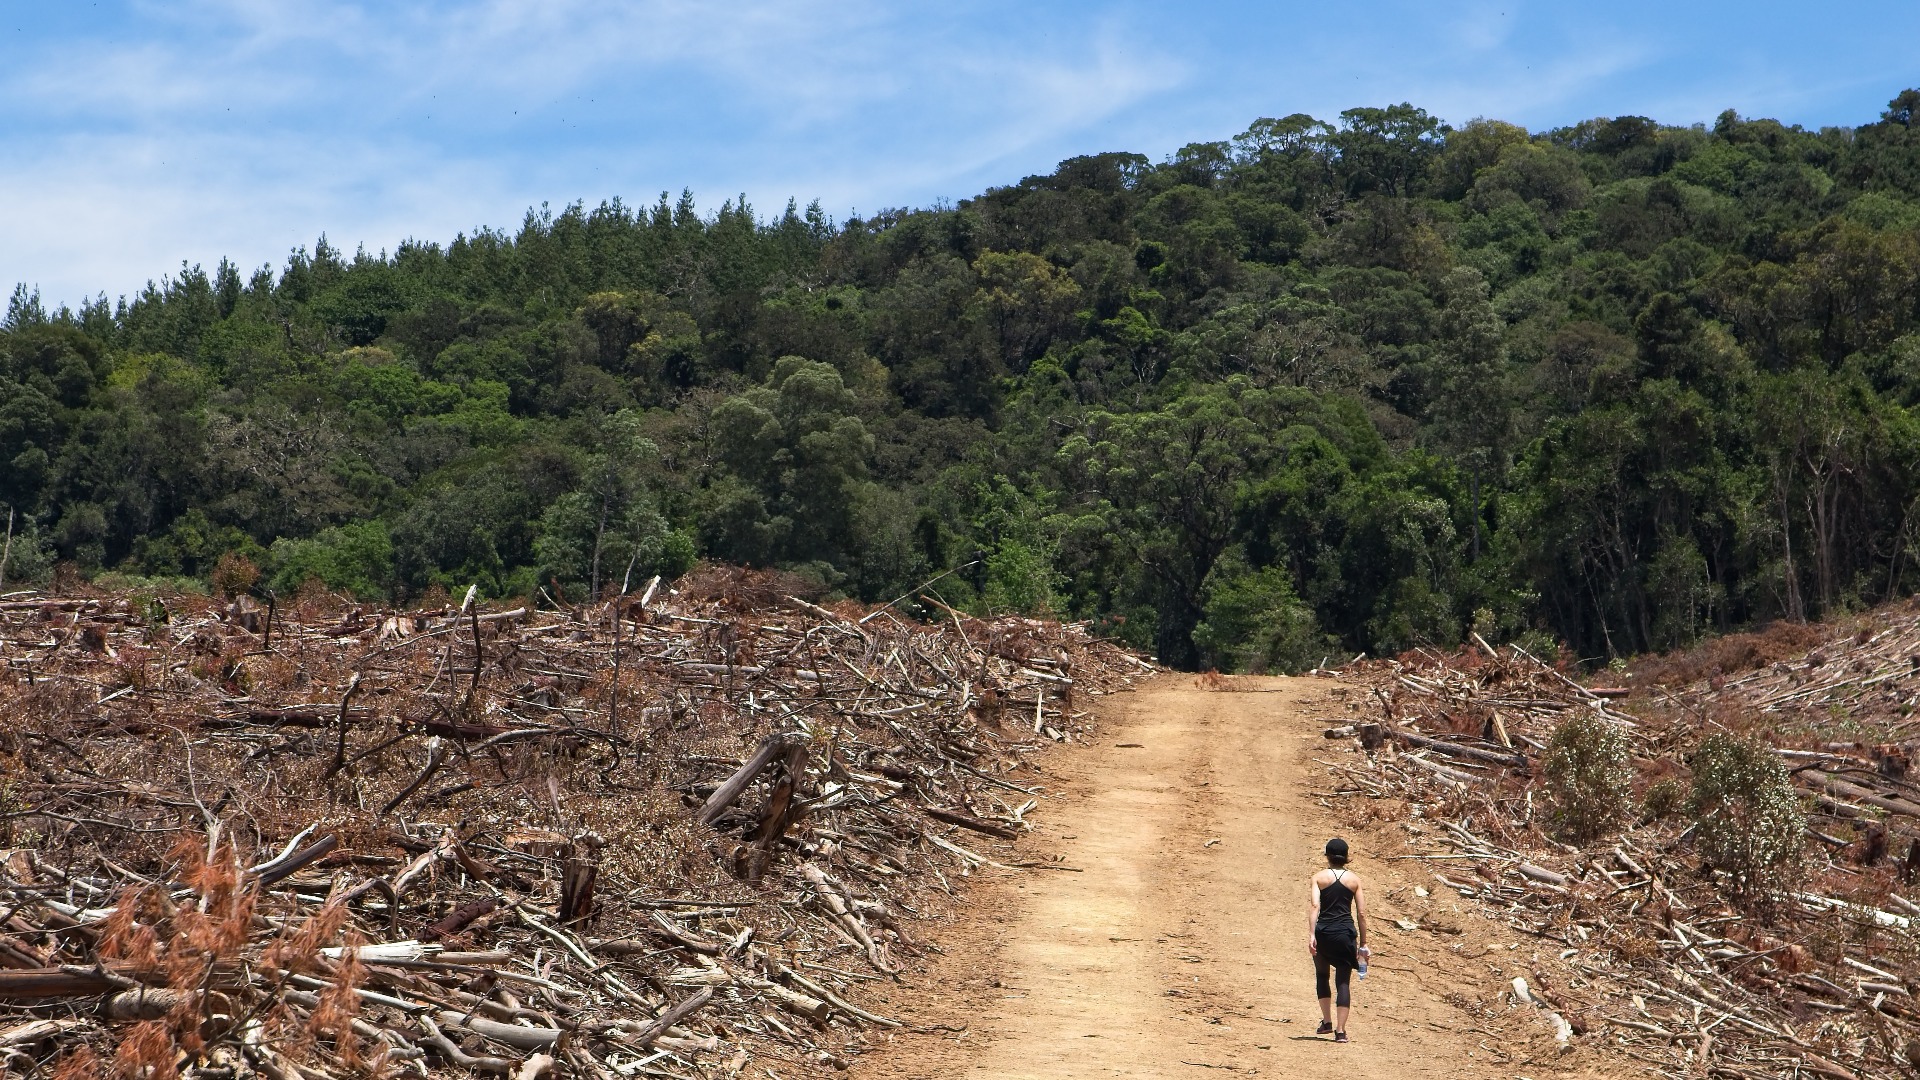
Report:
1,0,1912,306
7,2,1205,297
0,1,1193,305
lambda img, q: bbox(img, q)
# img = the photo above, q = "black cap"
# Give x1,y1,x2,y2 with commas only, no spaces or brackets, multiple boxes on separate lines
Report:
1325,838,1349,862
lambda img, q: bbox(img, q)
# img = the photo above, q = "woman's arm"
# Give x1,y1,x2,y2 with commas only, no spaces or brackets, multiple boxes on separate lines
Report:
1353,877,1369,949
1306,876,1320,954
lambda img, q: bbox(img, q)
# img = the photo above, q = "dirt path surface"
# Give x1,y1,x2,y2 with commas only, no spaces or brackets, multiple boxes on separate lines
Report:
849,675,1605,1079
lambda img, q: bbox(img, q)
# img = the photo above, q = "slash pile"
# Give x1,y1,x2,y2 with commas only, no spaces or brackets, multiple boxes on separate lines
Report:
1327,617,1920,1080
0,566,1153,1078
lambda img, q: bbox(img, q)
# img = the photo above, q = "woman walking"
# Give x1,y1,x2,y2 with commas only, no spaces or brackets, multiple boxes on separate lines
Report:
1307,837,1369,1042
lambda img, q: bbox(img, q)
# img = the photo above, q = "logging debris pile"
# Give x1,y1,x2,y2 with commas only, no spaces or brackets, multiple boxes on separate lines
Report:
0,567,1154,1078
1325,611,1920,1080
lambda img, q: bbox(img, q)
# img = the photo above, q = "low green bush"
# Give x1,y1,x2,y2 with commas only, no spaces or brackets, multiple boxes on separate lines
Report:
1641,777,1688,822
1542,711,1637,840
1688,733,1806,896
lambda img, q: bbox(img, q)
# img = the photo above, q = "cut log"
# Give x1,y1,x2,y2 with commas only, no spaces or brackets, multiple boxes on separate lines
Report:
737,741,811,881
0,967,120,998
1514,863,1569,887
418,896,499,942
104,987,202,1021
649,911,722,955
924,805,1019,840
1398,754,1480,786
558,855,597,923
253,833,339,886
1394,727,1527,769
698,736,791,827
800,863,895,974
0,935,47,969
226,705,377,729
1802,769,1920,817
0,1018,89,1046
418,1016,513,1075
437,1011,560,1050
377,736,447,818
631,986,715,1047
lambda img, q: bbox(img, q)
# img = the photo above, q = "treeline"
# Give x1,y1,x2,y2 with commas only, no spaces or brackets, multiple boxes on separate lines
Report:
6,91,1920,669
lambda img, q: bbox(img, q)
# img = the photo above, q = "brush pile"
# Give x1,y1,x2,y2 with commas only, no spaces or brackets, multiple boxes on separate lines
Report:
0,566,1153,1078
1329,617,1920,1080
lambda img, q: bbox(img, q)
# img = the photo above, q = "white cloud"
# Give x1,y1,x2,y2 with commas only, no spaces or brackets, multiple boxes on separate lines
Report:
5,0,1910,308
1446,1,1521,54
0,130,515,305
0,1,1193,306
1389,40,1654,131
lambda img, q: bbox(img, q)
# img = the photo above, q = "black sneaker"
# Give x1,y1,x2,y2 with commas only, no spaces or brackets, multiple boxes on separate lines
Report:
1334,1031,1349,1044
1316,1021,1334,1035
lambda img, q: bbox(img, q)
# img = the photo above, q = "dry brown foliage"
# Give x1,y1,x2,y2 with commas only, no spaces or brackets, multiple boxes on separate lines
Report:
1631,617,1830,687
1331,608,1920,1080
0,568,1153,1076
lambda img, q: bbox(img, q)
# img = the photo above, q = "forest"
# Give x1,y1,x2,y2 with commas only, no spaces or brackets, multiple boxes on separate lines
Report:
5,90,1920,670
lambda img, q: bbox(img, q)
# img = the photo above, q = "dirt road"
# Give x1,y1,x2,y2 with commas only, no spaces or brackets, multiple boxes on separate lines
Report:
849,675,1593,1079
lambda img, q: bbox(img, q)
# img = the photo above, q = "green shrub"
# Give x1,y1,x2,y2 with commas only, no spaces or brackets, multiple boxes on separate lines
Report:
982,536,1064,615
1688,733,1806,895
969,479,1065,617
1193,553,1336,674
133,508,263,580
1641,777,1688,822
268,521,394,600
1542,711,1637,840
0,515,54,588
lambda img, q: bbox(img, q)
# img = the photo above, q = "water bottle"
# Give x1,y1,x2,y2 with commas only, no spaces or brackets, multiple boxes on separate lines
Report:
1357,946,1370,979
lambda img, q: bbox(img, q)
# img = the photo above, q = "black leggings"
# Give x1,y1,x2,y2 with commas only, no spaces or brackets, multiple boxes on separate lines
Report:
1314,927,1357,1006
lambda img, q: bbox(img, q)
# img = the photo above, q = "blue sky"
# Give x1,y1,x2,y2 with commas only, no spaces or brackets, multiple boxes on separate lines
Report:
2,1,1914,308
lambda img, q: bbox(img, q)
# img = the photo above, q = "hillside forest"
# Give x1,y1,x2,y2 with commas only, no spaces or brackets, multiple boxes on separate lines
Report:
7,91,1920,670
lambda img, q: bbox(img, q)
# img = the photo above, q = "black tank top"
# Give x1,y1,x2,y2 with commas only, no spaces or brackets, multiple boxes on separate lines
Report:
1317,871,1355,933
